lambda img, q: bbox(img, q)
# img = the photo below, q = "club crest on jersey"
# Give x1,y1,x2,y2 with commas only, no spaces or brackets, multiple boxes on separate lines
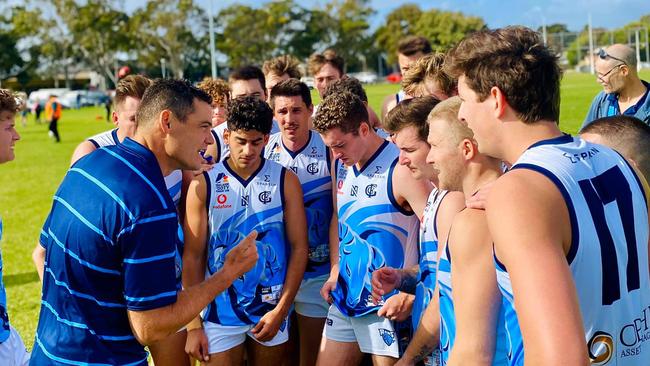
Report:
378,328,396,346
214,173,230,192
259,191,272,204
350,185,359,197
307,162,319,175
365,184,377,198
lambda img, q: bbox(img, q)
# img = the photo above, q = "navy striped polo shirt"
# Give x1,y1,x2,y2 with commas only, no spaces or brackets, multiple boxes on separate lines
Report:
31,137,179,366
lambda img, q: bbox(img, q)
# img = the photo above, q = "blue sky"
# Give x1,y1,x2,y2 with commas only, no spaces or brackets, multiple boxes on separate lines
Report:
182,0,650,32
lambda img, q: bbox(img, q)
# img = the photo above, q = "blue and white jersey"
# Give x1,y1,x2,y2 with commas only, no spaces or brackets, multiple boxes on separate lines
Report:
204,158,289,326
412,188,447,330
164,170,182,208
211,121,280,163
88,128,119,148
0,217,9,343
31,138,179,366
497,134,650,365
332,141,419,317
265,131,332,279
438,236,510,365
437,243,454,363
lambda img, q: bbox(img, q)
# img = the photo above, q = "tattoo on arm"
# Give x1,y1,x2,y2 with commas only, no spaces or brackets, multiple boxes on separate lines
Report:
398,272,418,294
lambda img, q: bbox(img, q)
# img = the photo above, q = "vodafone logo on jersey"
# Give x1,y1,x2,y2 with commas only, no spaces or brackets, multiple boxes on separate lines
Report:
213,194,232,209
337,180,344,194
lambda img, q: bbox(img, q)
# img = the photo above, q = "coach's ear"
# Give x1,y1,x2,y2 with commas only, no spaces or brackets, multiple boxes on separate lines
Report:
490,86,507,119
158,110,173,134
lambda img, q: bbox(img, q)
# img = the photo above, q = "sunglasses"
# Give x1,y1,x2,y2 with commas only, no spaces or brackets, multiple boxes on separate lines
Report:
597,48,627,65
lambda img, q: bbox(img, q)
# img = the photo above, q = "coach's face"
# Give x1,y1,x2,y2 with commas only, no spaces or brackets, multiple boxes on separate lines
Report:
394,125,434,181
274,95,312,143
0,110,20,164
167,99,214,170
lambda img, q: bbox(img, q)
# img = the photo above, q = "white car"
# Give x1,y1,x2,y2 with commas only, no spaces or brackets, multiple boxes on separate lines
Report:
350,72,378,84
300,76,315,89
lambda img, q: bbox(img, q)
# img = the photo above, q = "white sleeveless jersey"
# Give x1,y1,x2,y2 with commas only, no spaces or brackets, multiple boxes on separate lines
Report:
264,131,333,279
211,121,280,163
203,158,289,326
412,188,447,329
496,135,650,365
332,140,420,317
88,128,119,148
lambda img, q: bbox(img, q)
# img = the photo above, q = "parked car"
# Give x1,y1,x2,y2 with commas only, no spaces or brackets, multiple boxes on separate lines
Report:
349,71,378,84
386,72,402,84
301,76,315,89
28,88,70,108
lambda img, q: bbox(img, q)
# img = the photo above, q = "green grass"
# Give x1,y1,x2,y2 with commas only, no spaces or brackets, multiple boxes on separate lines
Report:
2,71,649,350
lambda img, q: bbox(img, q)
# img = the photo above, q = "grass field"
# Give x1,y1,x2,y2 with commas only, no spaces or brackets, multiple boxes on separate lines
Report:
1,70,649,350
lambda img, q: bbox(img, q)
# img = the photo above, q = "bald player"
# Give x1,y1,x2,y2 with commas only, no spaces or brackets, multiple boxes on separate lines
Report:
583,44,650,127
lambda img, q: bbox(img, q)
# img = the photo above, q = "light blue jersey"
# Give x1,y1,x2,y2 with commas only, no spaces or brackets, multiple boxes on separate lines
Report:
438,236,510,365
204,158,289,325
0,216,8,343
87,128,119,148
497,134,650,365
265,131,332,279
332,141,419,317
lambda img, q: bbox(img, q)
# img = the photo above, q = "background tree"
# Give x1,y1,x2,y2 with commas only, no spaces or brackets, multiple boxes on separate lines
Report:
131,0,207,79
374,4,423,65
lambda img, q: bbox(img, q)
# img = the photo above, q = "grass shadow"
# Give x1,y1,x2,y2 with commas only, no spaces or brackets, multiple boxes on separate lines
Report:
4,271,39,287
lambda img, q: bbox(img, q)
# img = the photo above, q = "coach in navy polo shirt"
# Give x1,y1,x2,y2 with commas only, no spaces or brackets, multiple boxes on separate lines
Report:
30,79,259,365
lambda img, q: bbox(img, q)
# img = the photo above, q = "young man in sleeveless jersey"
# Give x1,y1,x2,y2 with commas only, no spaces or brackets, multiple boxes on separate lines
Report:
206,66,281,164
0,89,30,365
183,96,308,366
264,79,332,366
371,97,465,366
446,26,650,365
425,97,511,365
312,91,431,366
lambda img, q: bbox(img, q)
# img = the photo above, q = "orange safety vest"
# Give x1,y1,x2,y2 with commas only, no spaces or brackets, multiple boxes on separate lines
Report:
45,100,62,120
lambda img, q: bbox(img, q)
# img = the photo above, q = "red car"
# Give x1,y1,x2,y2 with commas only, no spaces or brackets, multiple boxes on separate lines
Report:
386,72,402,83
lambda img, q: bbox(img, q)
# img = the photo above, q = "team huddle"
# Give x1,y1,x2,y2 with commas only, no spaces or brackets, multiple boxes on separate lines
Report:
0,25,649,366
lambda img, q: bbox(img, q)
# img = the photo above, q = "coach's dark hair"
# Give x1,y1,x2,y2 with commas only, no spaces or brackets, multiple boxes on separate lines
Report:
136,79,211,127
270,79,312,110
445,26,561,124
229,65,266,92
323,77,367,103
580,115,650,180
227,96,274,135
384,96,440,140
398,36,432,56
313,91,368,135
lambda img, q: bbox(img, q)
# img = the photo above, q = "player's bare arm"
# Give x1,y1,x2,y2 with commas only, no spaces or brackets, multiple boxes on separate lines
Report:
487,170,588,365
321,157,340,303
397,286,440,366
251,170,308,342
70,140,97,166
447,209,500,365
181,173,211,361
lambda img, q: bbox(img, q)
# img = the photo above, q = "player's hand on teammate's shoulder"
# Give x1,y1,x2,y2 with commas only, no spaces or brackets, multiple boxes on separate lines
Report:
377,291,414,322
464,180,495,210
250,308,285,342
223,230,259,280
185,328,210,362
371,267,402,304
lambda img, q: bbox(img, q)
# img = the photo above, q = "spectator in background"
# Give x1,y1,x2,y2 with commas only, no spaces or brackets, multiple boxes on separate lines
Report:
33,99,42,124
583,44,650,127
44,95,62,142
308,49,345,100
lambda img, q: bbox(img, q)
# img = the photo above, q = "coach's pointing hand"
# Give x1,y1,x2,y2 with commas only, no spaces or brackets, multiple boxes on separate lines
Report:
224,231,259,280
